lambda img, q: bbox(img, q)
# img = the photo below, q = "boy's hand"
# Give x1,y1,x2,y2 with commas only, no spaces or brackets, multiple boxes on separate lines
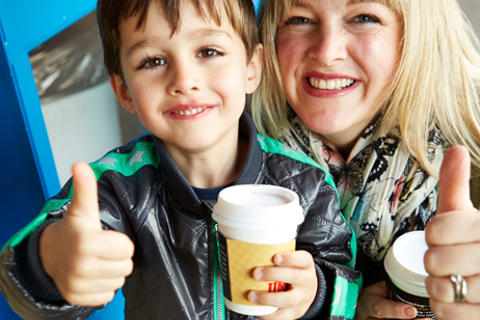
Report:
39,162,135,306
247,250,317,320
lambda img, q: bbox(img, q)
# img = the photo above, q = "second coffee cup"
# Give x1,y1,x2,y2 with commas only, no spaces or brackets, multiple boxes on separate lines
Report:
212,184,305,316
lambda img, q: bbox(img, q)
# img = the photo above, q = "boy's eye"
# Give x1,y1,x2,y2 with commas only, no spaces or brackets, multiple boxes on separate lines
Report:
353,14,380,24
143,57,166,68
198,48,219,58
284,16,311,26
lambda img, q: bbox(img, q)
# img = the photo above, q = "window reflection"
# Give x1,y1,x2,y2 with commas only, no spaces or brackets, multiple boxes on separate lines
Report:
29,11,143,185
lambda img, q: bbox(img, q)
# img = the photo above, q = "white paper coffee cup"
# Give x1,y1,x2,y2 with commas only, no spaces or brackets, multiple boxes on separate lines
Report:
384,231,438,319
212,184,304,316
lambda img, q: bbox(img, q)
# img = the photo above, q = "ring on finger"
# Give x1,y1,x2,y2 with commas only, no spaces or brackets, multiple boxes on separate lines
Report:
450,273,467,303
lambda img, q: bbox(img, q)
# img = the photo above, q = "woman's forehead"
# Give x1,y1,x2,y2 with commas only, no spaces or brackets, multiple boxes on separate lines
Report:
289,0,394,8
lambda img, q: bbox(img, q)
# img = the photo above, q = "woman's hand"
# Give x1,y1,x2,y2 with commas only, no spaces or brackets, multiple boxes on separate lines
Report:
354,281,423,320
425,146,480,319
247,250,317,320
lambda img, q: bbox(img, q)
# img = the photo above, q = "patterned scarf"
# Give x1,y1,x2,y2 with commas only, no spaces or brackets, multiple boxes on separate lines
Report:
282,111,445,261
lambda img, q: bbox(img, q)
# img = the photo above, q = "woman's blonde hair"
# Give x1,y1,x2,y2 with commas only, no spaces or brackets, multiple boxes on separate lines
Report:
250,0,480,176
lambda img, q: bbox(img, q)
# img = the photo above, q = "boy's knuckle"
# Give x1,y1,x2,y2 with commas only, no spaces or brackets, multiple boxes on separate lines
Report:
117,277,127,289
126,259,134,274
292,268,303,280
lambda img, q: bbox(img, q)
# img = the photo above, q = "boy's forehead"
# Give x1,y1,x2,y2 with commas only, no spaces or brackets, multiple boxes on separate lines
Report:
118,0,238,40
118,0,229,35
117,2,172,43
117,1,239,57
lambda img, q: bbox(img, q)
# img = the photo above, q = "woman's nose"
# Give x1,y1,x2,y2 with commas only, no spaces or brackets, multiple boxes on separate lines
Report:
309,24,348,67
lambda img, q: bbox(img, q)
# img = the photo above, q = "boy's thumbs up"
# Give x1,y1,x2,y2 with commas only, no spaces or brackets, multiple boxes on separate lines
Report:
68,162,102,228
39,162,134,306
437,146,474,214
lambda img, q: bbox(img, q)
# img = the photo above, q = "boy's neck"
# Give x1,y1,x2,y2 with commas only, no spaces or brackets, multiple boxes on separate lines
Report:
165,135,248,189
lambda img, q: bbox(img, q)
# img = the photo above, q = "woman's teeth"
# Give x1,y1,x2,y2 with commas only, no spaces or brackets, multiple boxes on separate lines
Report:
308,78,355,90
175,107,206,116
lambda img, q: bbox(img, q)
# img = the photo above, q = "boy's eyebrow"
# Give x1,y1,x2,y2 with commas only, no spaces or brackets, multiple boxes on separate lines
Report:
126,38,161,59
126,28,232,59
192,28,232,41
290,0,314,10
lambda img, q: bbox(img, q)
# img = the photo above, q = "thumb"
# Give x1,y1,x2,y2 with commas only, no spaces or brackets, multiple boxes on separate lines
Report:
437,146,473,214
68,162,101,226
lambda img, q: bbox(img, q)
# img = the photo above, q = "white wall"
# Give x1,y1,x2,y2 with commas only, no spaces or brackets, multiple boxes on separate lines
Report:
459,0,480,36
42,81,122,186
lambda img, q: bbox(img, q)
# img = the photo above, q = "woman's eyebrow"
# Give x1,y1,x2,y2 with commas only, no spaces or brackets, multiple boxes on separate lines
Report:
347,0,384,5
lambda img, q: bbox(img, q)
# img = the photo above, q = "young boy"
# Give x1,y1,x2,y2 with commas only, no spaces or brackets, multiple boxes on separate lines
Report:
0,0,360,319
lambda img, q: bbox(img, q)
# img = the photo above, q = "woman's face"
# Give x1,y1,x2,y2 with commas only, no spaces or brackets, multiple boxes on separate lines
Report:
277,0,402,153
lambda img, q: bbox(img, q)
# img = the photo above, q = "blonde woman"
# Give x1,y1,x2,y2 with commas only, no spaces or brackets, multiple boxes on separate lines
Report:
250,0,480,319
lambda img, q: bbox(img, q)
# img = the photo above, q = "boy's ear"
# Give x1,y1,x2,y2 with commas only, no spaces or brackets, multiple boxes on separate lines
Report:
110,74,137,115
245,43,263,94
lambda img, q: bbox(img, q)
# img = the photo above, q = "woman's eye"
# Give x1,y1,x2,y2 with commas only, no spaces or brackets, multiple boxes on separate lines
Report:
284,16,311,25
353,14,380,24
143,57,165,68
198,48,219,58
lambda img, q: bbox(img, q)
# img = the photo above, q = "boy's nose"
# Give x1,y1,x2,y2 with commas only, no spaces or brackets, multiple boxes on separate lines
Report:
167,62,200,95
309,25,348,67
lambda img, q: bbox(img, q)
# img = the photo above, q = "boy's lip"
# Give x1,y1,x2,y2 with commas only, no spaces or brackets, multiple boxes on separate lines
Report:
164,103,214,114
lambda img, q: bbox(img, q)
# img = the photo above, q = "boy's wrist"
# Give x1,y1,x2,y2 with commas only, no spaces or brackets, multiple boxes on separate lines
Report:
298,264,326,319
38,220,62,280
27,218,65,303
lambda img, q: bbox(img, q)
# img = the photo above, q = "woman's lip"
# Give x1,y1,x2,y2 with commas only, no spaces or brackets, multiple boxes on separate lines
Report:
303,71,356,80
301,77,359,98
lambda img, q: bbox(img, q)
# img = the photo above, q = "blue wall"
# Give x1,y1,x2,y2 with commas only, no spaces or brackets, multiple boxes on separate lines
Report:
0,0,124,318
0,0,261,318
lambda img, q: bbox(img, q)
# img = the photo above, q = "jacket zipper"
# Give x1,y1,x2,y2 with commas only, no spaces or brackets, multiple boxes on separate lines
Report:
212,220,225,319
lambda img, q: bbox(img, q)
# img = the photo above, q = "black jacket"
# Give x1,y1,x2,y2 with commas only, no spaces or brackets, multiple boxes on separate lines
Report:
0,114,361,319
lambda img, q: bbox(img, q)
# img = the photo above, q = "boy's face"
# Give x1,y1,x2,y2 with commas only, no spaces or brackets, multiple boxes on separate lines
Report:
111,0,262,155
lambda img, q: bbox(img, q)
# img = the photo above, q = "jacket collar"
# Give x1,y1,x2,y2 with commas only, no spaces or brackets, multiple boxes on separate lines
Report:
153,112,263,207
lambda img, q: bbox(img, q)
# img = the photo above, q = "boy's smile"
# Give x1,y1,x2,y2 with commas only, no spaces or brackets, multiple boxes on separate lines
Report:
110,0,262,187
164,102,213,119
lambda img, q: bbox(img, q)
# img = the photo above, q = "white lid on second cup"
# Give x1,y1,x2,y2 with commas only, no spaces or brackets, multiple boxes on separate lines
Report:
212,184,304,230
384,231,429,297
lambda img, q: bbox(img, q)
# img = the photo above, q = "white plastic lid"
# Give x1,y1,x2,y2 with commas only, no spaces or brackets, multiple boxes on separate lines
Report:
384,231,429,297
212,184,304,230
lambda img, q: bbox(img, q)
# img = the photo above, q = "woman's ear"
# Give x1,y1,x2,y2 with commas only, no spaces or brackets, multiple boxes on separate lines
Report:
110,73,137,115
245,43,263,94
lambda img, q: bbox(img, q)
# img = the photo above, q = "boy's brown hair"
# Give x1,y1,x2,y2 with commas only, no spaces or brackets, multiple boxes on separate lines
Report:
97,0,259,76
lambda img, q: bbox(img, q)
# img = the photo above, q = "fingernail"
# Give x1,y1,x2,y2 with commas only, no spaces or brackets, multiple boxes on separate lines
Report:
403,307,416,318
274,254,283,265
248,291,258,302
254,268,264,280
